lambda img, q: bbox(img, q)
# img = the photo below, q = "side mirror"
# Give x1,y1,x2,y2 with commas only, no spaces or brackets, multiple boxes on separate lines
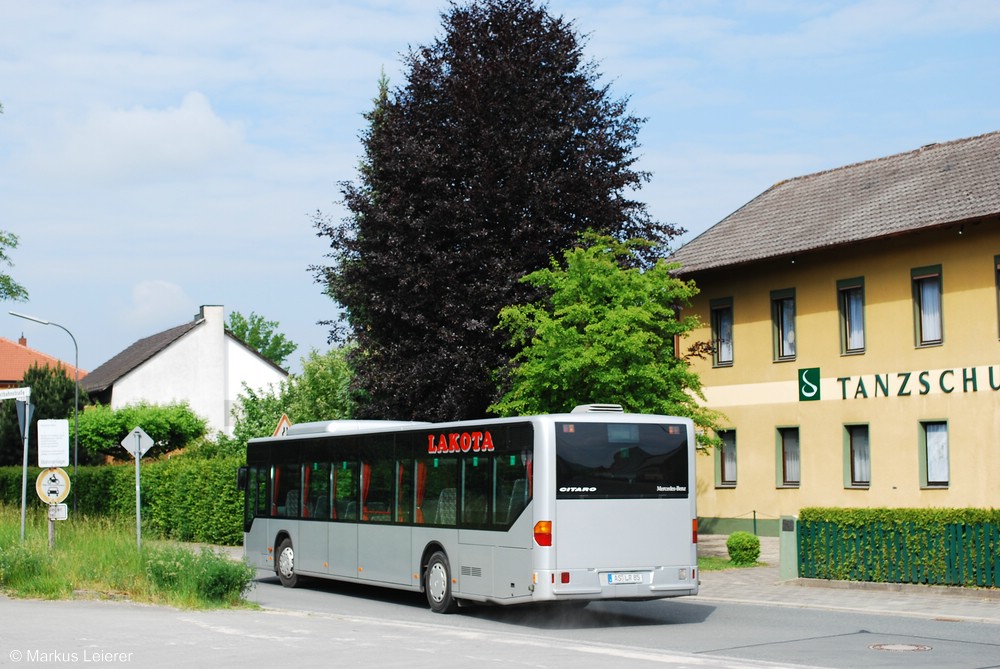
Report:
236,466,248,491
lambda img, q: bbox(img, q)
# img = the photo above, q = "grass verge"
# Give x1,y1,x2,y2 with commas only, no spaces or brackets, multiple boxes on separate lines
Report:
0,506,254,608
698,555,766,571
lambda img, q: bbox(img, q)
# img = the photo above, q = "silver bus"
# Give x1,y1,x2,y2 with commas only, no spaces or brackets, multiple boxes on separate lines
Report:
240,404,698,613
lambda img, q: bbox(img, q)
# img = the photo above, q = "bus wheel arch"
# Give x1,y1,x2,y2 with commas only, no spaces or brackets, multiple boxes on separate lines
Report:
423,548,459,614
275,534,299,588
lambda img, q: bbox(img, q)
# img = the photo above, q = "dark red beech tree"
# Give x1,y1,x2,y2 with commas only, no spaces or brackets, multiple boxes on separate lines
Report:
312,0,681,421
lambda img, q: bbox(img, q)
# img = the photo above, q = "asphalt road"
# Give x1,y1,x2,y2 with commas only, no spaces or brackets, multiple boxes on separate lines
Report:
1,569,998,669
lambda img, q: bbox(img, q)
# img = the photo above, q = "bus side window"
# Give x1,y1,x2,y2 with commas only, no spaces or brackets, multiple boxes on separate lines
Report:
334,460,357,520
274,463,301,518
462,456,490,526
361,460,393,522
494,452,532,526
435,488,456,525
244,465,267,530
396,459,413,523
506,478,528,523
307,461,333,520
419,457,458,526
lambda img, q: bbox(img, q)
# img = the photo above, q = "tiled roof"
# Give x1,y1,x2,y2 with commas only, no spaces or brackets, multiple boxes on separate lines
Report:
671,130,1000,274
80,321,200,393
0,336,88,384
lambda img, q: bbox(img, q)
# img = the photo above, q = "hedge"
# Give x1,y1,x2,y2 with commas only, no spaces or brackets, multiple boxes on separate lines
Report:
0,455,244,546
798,507,1000,587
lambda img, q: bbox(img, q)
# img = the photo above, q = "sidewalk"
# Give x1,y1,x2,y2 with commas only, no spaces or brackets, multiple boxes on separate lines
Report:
697,535,1000,624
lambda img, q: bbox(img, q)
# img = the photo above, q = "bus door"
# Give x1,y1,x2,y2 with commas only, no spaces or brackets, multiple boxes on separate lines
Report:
242,454,272,570
457,426,534,599
297,458,332,575
356,439,411,585
328,457,359,578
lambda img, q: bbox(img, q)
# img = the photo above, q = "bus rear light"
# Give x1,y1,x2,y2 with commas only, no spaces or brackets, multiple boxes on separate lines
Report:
692,518,698,544
560,572,570,584
533,520,552,546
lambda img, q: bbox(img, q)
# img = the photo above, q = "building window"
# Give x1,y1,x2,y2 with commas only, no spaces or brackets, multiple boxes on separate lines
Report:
912,266,942,346
771,289,796,361
777,427,800,487
838,278,865,354
716,430,736,487
995,256,1000,338
921,421,949,488
710,298,734,367
845,425,870,488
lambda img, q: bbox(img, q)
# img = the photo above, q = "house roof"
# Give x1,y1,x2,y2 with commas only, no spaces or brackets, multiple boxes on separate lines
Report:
80,321,199,394
670,130,1000,274
0,336,88,385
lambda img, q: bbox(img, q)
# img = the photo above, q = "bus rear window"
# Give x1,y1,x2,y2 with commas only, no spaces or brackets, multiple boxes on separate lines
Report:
555,422,688,499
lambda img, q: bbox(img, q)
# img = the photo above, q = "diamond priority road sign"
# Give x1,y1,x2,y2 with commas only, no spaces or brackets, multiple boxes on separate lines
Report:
120,426,154,459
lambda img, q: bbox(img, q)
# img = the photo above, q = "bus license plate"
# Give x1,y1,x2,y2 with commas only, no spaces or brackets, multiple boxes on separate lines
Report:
607,572,643,585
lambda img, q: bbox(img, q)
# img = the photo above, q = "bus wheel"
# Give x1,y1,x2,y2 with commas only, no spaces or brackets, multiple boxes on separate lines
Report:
425,551,458,613
276,538,299,588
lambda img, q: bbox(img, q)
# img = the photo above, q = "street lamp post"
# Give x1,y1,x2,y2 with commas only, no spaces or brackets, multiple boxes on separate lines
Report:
9,311,80,512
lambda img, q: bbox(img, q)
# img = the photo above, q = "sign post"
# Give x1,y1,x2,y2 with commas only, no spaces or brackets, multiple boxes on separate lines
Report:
5,387,34,541
37,419,70,548
35,468,70,548
120,426,154,550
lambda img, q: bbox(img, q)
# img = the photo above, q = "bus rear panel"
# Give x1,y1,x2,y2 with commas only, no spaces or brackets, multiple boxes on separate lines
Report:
528,417,697,603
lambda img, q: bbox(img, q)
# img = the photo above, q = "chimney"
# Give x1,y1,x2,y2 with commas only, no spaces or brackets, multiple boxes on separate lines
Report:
18,334,26,347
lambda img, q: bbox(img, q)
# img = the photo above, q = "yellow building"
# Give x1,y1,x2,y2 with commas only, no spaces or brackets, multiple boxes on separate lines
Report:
671,131,1000,536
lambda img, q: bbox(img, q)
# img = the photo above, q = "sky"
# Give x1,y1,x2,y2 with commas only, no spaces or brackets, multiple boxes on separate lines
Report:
2,0,999,375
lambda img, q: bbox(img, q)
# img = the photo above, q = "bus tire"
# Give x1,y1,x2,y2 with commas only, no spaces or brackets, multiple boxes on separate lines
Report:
276,537,299,588
425,551,458,613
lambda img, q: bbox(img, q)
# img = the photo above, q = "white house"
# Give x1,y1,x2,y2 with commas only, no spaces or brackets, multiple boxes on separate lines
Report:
82,305,288,436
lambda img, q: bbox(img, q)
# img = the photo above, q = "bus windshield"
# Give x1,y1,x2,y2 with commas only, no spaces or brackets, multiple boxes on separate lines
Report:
555,421,689,499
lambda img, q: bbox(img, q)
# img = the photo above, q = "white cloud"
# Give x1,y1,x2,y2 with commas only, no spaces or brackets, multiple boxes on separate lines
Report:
1,0,997,374
120,280,196,332
26,92,248,184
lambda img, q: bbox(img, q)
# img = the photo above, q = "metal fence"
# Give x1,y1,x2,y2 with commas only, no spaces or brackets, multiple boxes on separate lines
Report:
797,520,1000,587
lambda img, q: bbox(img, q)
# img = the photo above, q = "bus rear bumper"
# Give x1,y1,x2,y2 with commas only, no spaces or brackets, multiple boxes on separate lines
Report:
536,566,699,601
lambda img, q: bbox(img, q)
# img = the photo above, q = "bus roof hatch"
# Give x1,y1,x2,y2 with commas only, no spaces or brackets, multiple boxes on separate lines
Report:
571,404,624,413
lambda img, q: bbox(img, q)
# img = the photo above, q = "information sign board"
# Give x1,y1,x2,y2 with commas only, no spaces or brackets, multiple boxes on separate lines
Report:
38,419,70,468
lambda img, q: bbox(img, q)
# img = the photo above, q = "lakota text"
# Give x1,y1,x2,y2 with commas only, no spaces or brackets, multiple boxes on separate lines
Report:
427,430,495,454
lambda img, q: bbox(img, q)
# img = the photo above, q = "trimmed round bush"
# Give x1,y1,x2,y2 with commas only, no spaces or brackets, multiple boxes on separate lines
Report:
726,531,761,566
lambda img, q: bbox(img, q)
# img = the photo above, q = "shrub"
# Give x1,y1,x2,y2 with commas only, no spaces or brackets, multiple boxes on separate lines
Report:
76,402,207,460
193,550,255,603
0,542,48,586
726,531,761,566
144,546,188,589
145,546,254,604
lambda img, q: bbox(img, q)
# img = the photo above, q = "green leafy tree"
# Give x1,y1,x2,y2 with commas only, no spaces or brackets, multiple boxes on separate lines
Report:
313,0,680,422
491,234,721,448
75,402,207,460
218,383,292,453
285,347,355,423
0,231,28,302
219,346,356,453
0,105,29,302
0,363,87,465
226,310,297,368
